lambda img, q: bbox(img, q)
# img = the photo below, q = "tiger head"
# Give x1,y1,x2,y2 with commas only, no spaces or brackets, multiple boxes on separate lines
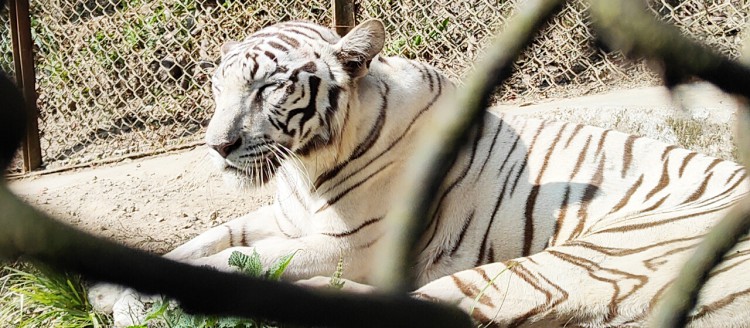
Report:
205,20,385,188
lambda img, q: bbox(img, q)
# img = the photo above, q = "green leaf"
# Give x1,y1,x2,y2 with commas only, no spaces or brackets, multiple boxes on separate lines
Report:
227,250,263,278
265,251,297,281
411,34,423,47
439,18,450,31
144,300,170,321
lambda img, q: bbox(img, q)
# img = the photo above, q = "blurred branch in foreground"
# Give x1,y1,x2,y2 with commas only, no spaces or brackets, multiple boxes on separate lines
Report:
374,0,567,294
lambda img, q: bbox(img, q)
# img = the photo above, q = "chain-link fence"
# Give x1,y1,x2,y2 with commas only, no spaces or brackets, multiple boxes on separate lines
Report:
3,0,750,170
358,0,750,103
20,0,329,169
0,8,11,75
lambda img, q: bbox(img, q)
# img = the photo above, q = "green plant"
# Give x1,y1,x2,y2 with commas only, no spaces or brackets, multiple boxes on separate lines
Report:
134,300,260,328
137,250,298,328
0,263,111,328
328,256,345,290
228,250,296,281
468,260,519,322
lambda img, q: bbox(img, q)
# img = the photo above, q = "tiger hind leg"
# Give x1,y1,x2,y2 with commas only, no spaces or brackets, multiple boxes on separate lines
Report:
413,238,750,328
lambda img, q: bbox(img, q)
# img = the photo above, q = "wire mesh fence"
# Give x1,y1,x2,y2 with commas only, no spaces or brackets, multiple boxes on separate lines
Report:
0,8,11,76
20,0,329,169
2,0,750,170
358,0,750,103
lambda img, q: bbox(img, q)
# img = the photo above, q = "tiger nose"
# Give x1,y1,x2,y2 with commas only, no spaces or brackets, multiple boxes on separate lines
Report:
208,137,242,158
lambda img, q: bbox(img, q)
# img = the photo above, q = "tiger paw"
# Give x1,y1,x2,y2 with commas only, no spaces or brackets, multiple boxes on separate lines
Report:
88,282,127,313
111,289,149,327
88,283,162,327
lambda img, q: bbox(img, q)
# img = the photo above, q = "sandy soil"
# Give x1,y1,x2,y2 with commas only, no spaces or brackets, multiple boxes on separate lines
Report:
7,83,739,255
8,148,274,254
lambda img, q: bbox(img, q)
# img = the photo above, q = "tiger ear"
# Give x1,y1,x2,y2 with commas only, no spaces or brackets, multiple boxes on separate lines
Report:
335,19,386,78
221,40,241,57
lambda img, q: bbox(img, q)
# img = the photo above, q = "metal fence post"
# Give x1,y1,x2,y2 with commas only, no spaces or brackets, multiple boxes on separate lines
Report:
8,0,42,172
332,0,356,36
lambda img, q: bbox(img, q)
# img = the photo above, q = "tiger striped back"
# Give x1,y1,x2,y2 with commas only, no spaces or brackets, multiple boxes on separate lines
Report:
93,19,750,327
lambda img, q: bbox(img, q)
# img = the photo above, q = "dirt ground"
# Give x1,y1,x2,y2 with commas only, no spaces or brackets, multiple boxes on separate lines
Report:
8,148,275,254
7,83,739,255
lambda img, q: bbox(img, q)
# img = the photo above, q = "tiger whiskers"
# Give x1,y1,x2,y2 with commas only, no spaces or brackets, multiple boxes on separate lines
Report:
273,143,316,193
252,152,260,188
263,153,275,188
329,110,346,164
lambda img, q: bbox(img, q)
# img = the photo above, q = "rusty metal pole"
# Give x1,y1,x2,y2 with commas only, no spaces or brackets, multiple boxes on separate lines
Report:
332,0,356,36
8,0,42,172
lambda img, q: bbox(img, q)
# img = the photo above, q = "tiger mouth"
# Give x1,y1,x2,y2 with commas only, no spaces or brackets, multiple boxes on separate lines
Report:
223,154,283,185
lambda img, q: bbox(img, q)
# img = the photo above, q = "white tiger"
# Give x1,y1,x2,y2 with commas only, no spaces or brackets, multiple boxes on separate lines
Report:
91,19,750,327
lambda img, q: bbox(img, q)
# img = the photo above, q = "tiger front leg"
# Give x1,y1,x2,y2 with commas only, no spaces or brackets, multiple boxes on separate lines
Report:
163,205,282,264
182,234,358,281
89,206,282,326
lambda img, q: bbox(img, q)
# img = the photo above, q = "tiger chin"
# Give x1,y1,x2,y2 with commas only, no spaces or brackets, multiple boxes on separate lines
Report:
92,18,750,328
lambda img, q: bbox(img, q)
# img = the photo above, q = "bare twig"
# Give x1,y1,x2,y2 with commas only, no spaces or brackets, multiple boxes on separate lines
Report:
373,0,567,293
589,1,750,326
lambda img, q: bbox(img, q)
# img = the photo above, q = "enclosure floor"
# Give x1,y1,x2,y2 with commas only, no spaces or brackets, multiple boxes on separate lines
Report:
9,147,274,254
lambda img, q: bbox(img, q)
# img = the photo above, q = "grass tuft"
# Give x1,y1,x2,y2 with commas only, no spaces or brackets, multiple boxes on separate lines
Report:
0,262,111,328
0,249,345,328
666,117,703,150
